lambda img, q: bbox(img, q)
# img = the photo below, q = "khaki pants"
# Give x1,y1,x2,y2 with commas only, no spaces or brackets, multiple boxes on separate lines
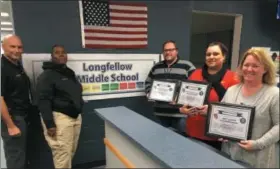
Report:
41,112,82,168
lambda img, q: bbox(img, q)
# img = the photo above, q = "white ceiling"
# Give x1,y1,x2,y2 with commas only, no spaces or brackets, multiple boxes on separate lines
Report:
191,12,235,34
0,0,14,35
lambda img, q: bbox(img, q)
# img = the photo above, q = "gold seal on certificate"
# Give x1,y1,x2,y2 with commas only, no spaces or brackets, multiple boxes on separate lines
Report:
205,102,255,141
148,80,177,102
176,80,211,107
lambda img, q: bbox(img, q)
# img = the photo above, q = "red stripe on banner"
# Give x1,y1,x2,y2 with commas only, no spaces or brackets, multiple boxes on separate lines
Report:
84,29,147,34
128,82,136,89
110,16,147,21
110,1,147,7
85,37,147,41
85,44,147,49
109,24,147,28
120,83,128,90
110,9,147,14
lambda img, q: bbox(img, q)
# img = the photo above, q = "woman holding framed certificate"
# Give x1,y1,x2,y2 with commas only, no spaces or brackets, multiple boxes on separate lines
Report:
196,48,279,168
179,42,239,150
218,48,279,168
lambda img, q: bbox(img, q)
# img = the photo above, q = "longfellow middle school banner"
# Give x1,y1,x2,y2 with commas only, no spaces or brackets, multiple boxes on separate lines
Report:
22,54,160,100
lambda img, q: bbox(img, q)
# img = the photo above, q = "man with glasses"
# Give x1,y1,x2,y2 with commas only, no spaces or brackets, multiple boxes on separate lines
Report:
145,40,195,132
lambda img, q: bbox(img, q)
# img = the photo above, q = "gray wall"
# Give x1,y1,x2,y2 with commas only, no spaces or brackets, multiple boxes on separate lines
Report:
11,0,280,166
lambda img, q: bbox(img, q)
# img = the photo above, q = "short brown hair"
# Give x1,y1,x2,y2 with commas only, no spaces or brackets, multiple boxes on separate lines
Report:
162,40,177,50
237,48,276,85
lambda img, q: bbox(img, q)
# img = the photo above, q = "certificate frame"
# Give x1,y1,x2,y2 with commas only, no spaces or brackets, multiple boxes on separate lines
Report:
205,102,255,141
176,80,211,107
148,79,178,103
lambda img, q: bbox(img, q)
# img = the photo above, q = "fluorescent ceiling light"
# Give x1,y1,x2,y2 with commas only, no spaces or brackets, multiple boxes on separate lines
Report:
1,22,12,25
1,27,13,31
1,12,9,17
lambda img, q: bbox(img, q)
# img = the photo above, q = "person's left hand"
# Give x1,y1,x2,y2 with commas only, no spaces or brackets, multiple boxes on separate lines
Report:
238,140,254,151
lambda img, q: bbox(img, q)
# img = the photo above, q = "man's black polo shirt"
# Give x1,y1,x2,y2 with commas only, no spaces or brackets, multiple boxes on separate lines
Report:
1,55,32,116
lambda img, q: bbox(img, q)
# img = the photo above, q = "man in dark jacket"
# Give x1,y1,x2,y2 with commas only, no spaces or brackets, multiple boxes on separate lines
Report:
36,45,83,168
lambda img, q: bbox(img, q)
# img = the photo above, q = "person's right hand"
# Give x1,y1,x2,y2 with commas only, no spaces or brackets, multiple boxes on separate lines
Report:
169,101,176,105
8,126,21,137
179,105,197,115
218,138,228,142
147,93,156,102
47,127,57,139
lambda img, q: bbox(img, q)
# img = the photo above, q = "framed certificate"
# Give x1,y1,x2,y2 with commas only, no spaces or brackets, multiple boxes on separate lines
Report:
205,102,255,141
176,80,211,107
148,80,177,102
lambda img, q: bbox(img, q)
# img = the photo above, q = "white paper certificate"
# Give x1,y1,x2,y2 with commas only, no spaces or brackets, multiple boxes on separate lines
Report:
149,80,176,102
208,105,252,140
177,81,209,107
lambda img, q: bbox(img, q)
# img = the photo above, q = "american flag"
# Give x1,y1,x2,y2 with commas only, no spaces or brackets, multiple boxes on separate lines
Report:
80,0,148,49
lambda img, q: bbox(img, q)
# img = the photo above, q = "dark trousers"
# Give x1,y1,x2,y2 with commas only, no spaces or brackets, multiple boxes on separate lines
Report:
198,139,222,151
184,135,222,151
26,112,55,169
1,113,54,169
1,115,27,169
156,116,186,133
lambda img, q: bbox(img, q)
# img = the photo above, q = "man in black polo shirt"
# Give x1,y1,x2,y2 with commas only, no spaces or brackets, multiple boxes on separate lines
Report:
145,40,195,132
1,35,31,168
1,35,54,169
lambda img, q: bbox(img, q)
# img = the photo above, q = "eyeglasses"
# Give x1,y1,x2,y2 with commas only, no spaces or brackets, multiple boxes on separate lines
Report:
163,48,177,53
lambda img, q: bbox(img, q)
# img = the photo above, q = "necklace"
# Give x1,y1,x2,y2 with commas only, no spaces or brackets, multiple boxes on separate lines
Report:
235,84,265,107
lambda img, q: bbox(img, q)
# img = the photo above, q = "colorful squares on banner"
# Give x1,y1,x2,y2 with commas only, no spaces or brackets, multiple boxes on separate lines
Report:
120,82,128,90
82,84,91,93
92,84,100,92
102,84,110,91
128,82,136,89
83,81,145,93
110,83,119,91
136,82,144,88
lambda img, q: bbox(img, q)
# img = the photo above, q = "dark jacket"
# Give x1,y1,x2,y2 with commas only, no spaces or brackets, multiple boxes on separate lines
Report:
36,62,83,129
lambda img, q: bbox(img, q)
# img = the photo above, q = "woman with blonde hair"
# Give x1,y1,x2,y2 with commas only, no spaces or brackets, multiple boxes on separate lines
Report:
221,48,279,168
193,48,279,168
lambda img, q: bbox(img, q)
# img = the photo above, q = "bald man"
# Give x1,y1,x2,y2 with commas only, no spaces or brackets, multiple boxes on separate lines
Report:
1,35,31,168
1,35,55,169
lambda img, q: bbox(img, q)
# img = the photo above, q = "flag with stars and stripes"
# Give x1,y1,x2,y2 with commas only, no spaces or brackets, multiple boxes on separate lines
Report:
79,0,148,49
